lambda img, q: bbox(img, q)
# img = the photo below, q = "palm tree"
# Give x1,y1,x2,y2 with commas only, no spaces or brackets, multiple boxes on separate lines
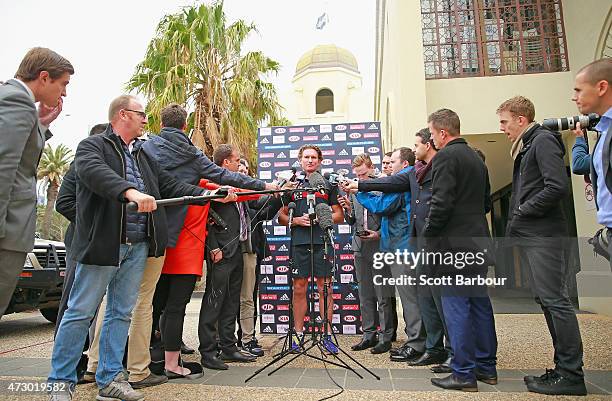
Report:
127,1,284,167
37,144,73,239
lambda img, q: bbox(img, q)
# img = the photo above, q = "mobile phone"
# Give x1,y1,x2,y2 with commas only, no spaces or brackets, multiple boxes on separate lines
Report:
355,230,369,237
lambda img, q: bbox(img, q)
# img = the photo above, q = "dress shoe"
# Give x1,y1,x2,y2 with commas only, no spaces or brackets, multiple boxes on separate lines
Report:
431,373,478,392
201,355,228,370
407,351,447,366
218,350,257,363
474,368,498,385
526,370,587,396
390,346,422,362
180,341,195,355
129,372,168,389
389,342,408,356
370,342,392,354
351,338,377,351
431,363,452,374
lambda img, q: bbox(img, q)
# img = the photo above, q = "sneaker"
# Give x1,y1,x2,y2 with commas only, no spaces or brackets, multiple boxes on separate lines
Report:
289,333,304,353
524,368,554,384
526,370,587,396
322,335,339,355
97,373,144,401
48,382,74,401
129,372,168,389
242,339,264,357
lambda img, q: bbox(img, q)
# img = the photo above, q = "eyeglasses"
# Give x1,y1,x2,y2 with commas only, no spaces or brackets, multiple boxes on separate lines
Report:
123,109,147,119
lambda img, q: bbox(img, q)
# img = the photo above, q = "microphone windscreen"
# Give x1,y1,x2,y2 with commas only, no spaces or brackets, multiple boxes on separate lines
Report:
315,202,334,231
308,171,326,188
288,202,297,210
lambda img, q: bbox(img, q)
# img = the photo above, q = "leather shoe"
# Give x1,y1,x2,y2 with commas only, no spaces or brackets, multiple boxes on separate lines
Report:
180,341,195,355
389,342,408,356
370,342,392,354
430,363,452,373
407,351,447,366
218,350,256,363
351,338,377,351
474,368,498,385
526,370,587,396
390,346,422,362
524,368,554,384
431,373,478,392
201,355,228,370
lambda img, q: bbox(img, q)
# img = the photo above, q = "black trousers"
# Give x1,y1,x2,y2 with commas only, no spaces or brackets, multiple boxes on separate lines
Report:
198,251,243,355
152,273,197,352
520,245,584,381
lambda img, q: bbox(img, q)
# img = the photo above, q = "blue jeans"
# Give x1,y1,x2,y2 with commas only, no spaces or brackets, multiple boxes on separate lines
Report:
48,243,149,387
441,285,497,380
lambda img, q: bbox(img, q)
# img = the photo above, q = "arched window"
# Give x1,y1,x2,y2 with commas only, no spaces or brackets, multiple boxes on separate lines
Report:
316,88,334,114
421,0,569,79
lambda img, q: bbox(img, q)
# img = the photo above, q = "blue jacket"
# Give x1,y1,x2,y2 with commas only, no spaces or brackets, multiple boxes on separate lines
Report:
572,136,591,175
356,166,413,252
142,127,266,247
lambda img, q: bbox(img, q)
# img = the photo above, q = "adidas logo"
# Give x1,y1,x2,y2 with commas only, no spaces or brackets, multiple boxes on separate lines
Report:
263,228,271,235
292,161,300,167
321,134,331,141
343,243,352,250
263,326,273,333
279,244,288,251
261,277,271,284
345,293,356,301
280,294,290,301
338,149,348,156
307,127,317,133
368,123,378,129
260,137,269,144
332,326,339,333
276,152,286,158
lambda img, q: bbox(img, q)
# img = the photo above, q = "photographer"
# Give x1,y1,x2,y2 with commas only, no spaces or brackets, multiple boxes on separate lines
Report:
498,96,585,396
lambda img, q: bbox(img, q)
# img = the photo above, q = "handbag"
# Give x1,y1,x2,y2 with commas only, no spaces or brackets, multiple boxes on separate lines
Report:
588,228,610,261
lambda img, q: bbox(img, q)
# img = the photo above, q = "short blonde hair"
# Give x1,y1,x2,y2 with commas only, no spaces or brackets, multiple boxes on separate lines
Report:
496,96,535,122
108,95,138,121
352,153,373,168
428,109,460,136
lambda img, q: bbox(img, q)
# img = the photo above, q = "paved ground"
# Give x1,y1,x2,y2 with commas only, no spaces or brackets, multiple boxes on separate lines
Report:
1,295,611,400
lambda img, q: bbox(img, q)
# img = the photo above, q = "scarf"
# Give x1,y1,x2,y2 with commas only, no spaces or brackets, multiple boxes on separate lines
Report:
415,160,432,184
510,122,537,160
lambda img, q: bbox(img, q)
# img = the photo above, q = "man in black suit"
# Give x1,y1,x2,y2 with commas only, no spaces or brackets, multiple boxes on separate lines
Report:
198,144,258,370
423,109,497,392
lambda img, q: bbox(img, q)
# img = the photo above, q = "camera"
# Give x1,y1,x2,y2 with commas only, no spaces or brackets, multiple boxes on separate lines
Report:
542,113,600,132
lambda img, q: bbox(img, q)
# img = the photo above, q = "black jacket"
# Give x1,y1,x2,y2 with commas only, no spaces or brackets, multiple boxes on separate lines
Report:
206,202,242,261
249,195,283,259
142,127,267,247
422,138,493,274
507,124,568,238
71,127,205,266
56,162,77,248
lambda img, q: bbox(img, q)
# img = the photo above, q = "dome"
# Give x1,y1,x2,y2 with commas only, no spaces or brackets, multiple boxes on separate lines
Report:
295,44,359,76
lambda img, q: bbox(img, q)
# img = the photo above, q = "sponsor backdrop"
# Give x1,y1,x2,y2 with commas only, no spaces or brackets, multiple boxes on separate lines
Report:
257,122,383,335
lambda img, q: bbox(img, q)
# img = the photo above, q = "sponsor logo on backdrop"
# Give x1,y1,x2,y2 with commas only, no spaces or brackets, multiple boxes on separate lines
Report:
262,325,273,333
335,124,347,131
292,161,301,167
341,264,354,272
274,226,287,236
278,244,288,251
260,152,274,158
320,125,332,133
342,305,360,311
263,228,271,235
290,149,299,158
280,294,290,301
368,147,380,154
337,169,349,175
276,255,289,261
259,171,272,180
274,162,289,167
261,277,271,284
260,294,277,300
332,294,342,300
262,304,274,311
352,146,365,155
321,134,332,141
350,124,365,130
368,123,379,129
276,265,289,273
260,127,271,136
322,159,333,166
260,161,272,168
343,325,357,334
288,136,300,142
344,315,357,322
322,150,335,156
260,137,270,144
276,152,287,158
275,275,288,284
341,274,353,283
307,126,318,133
336,159,351,165
274,127,287,134
303,136,318,141
332,314,341,324
276,324,289,333
343,243,352,250
364,132,379,138
340,254,354,260
345,293,356,301
338,149,349,156
260,264,273,274
334,243,340,250
277,304,289,311
278,315,289,323
289,127,304,133
262,314,275,323
371,155,381,164
334,133,346,141
349,132,362,139
273,136,285,144
333,304,340,311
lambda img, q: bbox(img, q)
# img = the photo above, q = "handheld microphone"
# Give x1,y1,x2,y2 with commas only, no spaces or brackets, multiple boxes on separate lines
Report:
277,167,297,188
308,170,327,194
287,202,297,229
315,202,335,247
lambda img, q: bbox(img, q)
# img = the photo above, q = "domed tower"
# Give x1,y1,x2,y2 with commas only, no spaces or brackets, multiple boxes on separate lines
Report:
287,44,370,124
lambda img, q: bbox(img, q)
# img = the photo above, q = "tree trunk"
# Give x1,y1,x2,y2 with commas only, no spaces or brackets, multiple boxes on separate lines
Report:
42,181,59,239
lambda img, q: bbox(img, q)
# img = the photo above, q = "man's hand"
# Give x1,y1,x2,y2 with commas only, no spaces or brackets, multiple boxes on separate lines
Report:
338,195,352,214
38,98,63,126
210,248,223,263
291,213,311,227
124,188,157,212
211,188,238,203
572,122,585,138
360,229,380,241
281,180,298,190
265,182,280,191
339,180,358,193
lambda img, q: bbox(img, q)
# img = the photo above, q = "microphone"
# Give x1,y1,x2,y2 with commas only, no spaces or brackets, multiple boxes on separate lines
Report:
277,167,297,188
308,170,327,194
287,202,297,228
315,202,335,247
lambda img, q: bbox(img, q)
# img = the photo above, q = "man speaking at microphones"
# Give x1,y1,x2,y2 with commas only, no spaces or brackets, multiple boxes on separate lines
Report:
277,145,344,353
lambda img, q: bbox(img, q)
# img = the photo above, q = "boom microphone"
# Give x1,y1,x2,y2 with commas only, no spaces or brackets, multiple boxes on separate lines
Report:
315,202,335,246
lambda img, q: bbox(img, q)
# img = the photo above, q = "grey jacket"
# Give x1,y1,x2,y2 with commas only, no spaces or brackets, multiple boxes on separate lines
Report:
0,79,51,252
345,194,381,258
142,127,267,247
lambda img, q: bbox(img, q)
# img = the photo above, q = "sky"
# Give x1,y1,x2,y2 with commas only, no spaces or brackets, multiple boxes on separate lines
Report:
0,0,375,151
